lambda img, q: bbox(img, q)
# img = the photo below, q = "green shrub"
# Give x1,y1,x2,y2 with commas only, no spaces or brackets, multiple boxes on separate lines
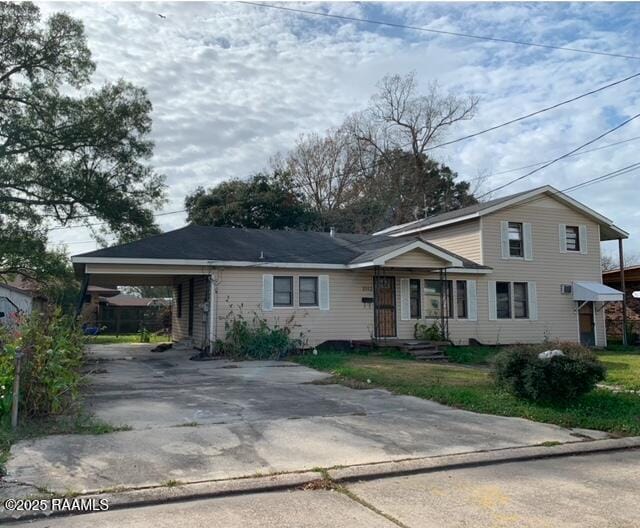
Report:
219,306,305,360
414,321,444,341
0,310,84,420
492,342,606,402
138,327,151,343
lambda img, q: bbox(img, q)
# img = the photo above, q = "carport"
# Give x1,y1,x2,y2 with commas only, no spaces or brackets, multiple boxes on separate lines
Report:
73,258,218,351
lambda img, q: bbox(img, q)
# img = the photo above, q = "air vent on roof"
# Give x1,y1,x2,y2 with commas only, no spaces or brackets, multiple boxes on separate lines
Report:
561,284,573,295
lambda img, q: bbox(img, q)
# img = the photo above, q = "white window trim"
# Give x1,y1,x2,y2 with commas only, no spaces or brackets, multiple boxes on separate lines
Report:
298,276,319,308
560,224,588,255
501,220,532,261
272,275,294,309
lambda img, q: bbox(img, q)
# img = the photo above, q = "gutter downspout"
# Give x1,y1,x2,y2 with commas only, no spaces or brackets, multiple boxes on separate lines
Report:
619,238,628,346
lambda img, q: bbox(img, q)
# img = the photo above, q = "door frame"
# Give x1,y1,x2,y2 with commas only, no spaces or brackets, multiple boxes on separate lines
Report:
373,276,397,338
577,301,597,347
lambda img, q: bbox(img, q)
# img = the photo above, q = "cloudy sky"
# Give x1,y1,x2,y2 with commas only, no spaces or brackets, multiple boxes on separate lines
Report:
42,1,640,258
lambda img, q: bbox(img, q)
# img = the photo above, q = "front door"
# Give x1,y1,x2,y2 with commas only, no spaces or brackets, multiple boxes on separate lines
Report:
374,276,396,338
578,302,595,346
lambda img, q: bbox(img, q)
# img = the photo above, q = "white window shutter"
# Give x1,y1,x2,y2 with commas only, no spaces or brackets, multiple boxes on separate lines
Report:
400,278,410,321
559,224,567,252
262,274,273,311
579,225,588,254
488,281,497,321
467,280,477,321
500,221,509,259
318,275,330,311
523,223,533,261
528,282,538,321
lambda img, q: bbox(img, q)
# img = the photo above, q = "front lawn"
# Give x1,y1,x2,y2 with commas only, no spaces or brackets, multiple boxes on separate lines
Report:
294,351,640,436
598,350,640,391
85,333,170,345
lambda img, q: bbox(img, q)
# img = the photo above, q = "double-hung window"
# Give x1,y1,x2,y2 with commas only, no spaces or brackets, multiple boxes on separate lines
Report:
508,222,524,257
513,282,529,318
496,282,511,319
273,276,293,307
299,277,318,307
409,279,421,319
456,281,468,319
565,226,580,252
424,280,453,318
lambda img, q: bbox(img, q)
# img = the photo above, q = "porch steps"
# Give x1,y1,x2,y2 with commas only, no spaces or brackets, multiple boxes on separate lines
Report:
353,339,449,361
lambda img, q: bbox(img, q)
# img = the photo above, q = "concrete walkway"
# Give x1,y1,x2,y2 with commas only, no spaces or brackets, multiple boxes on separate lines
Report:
3,344,608,496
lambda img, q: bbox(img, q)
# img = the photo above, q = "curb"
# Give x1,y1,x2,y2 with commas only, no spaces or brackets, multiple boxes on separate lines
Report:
2,436,639,524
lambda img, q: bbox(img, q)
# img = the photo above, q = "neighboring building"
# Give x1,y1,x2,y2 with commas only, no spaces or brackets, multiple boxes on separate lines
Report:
0,282,48,325
72,185,626,350
80,285,120,325
602,265,640,342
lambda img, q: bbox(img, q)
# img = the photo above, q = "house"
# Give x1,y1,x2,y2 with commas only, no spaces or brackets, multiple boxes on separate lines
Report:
72,185,627,350
0,282,48,325
602,265,640,342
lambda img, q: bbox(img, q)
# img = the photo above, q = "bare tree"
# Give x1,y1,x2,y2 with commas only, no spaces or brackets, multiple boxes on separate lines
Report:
273,127,361,224
602,252,640,272
349,72,479,171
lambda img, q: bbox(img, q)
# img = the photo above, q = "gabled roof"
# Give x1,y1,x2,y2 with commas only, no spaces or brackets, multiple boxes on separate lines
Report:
72,226,490,272
373,185,628,241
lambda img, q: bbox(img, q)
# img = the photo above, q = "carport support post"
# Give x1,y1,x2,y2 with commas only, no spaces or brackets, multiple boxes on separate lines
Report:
619,237,628,346
208,274,217,353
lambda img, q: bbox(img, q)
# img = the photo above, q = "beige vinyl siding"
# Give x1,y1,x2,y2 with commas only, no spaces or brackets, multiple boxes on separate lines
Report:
172,276,208,348
385,249,448,268
214,268,376,347
479,195,605,346
417,219,483,264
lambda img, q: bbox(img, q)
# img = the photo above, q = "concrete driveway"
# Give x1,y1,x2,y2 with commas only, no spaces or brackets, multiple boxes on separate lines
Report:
5,344,604,495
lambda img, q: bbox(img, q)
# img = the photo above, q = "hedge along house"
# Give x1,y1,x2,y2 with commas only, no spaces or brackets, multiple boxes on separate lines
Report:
72,185,628,350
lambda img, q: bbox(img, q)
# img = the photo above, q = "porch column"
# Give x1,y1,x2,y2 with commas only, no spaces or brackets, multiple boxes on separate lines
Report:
619,237,628,346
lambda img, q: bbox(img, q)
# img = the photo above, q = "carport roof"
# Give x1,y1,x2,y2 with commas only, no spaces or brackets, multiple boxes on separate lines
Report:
72,225,489,271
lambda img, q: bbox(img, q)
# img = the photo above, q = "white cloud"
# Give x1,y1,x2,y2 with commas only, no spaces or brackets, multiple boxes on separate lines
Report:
39,1,640,259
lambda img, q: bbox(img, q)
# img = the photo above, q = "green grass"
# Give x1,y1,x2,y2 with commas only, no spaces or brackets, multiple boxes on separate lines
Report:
294,352,640,436
443,345,499,365
85,333,170,345
598,349,640,391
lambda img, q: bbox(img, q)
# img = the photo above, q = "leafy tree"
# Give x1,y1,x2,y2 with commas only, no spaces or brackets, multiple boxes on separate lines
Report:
0,2,165,282
185,172,318,230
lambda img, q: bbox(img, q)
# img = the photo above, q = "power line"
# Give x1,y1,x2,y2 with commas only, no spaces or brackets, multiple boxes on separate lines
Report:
477,112,640,198
427,72,640,151
47,208,187,232
239,2,640,61
477,135,640,180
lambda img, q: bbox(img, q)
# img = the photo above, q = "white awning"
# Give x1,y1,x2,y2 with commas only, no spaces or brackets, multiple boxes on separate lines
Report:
573,282,623,302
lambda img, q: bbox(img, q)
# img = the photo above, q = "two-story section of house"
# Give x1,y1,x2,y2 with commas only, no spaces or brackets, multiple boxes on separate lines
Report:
378,185,627,347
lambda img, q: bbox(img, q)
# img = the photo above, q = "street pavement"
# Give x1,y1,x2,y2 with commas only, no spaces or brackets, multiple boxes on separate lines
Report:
13,448,640,528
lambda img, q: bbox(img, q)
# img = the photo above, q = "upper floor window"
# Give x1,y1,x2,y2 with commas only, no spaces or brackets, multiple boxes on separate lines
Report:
299,277,318,307
273,276,293,307
565,226,580,252
508,222,523,257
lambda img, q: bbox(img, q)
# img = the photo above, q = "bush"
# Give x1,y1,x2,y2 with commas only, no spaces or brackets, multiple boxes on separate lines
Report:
414,321,444,341
0,309,84,421
492,342,606,402
219,306,305,360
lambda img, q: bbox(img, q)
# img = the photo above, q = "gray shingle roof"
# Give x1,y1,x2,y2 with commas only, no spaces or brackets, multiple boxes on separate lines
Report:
74,225,488,269
378,187,539,235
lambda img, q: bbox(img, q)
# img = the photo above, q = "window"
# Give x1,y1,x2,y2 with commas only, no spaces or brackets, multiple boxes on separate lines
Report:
496,282,511,319
273,276,293,307
513,282,529,319
409,279,421,319
176,284,182,318
508,222,523,257
565,226,580,252
299,277,318,306
456,281,468,319
424,280,453,318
